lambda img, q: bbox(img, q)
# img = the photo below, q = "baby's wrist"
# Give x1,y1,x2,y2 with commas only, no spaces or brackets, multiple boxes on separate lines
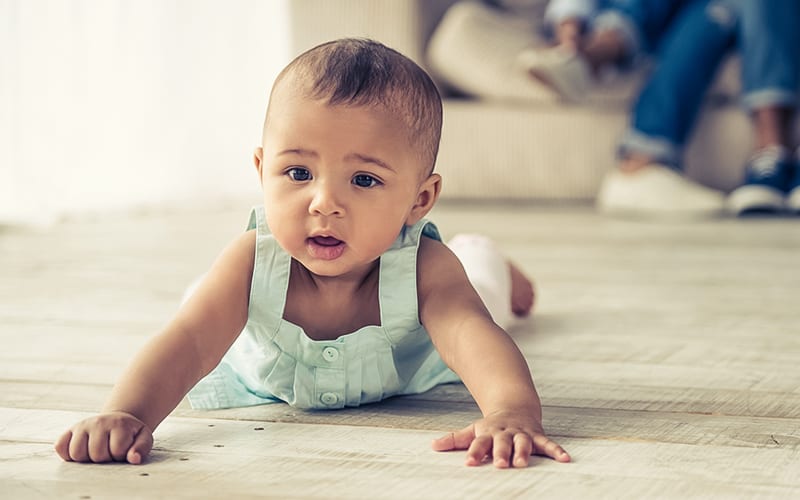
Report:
483,403,542,422
101,409,147,424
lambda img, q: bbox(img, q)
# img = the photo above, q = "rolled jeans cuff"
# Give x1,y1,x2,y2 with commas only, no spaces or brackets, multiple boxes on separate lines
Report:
544,0,598,27
592,10,643,59
617,129,681,168
740,88,799,112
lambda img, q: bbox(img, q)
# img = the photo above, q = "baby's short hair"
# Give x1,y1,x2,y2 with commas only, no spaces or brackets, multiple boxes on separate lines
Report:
268,38,443,175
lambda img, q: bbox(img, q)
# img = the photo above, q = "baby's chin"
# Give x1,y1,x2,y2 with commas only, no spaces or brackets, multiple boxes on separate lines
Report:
299,256,382,280
292,254,348,277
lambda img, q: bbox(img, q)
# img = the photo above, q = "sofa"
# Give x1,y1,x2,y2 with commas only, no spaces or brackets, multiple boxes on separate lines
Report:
286,0,788,201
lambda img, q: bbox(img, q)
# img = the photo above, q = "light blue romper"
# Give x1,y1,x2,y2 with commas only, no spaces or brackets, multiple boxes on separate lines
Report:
187,206,460,410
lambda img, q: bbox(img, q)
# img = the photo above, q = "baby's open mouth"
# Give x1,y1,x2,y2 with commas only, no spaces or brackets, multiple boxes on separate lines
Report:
310,236,343,247
307,236,345,260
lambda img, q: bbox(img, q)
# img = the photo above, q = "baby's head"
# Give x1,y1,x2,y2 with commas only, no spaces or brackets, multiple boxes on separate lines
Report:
263,38,443,177
253,39,446,277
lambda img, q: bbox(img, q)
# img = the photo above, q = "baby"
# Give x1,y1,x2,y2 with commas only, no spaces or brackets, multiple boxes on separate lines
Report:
55,38,570,469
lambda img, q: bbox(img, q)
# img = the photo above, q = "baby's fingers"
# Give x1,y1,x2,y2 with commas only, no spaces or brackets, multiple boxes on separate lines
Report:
88,429,113,463
512,433,534,468
108,423,153,464
67,430,91,463
125,427,153,465
491,432,535,468
490,432,515,468
54,430,74,462
465,434,493,466
109,426,134,462
533,434,571,462
431,425,475,452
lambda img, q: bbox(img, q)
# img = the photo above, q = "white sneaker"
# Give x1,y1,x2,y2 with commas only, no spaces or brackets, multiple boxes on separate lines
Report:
596,164,725,219
787,187,800,213
516,46,592,103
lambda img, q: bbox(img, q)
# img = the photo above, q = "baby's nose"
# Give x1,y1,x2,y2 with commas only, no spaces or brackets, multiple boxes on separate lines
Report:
309,184,344,216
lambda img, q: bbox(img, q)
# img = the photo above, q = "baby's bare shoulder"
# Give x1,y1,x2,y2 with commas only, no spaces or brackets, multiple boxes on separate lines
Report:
418,235,458,268
217,230,256,267
200,230,257,295
417,236,470,294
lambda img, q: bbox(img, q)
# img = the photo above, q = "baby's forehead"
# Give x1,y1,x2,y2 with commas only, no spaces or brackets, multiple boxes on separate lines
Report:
265,74,432,175
275,72,403,110
267,80,409,132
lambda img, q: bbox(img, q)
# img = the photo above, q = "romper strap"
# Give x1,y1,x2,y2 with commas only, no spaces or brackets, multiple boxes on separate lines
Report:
246,206,290,340
379,218,441,345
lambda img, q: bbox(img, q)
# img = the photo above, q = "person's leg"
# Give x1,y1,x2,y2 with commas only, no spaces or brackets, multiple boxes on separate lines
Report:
586,0,686,67
446,234,533,331
752,108,795,152
728,105,797,214
597,0,736,217
519,0,603,101
522,0,695,102
725,0,800,214
622,0,735,166
553,18,585,51
543,0,598,49
735,0,800,125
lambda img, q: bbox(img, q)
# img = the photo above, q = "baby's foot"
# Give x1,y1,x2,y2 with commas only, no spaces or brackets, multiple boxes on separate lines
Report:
509,262,534,317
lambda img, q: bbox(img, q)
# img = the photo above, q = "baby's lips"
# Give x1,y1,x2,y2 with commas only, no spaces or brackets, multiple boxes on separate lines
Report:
311,236,343,246
306,236,346,260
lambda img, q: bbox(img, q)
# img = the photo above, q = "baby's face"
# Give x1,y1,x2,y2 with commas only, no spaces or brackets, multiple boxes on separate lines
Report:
256,91,433,278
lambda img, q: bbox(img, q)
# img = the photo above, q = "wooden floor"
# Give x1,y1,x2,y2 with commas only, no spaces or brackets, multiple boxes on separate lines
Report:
2,201,799,499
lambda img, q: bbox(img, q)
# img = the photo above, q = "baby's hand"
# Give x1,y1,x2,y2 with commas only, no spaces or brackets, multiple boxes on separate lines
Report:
54,411,153,464
431,410,570,468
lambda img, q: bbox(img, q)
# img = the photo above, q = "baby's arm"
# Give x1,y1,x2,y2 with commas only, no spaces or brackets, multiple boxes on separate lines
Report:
54,230,257,464
417,238,570,468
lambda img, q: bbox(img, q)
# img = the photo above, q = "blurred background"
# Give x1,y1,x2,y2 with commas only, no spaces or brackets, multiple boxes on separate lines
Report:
1,0,290,226
4,0,790,227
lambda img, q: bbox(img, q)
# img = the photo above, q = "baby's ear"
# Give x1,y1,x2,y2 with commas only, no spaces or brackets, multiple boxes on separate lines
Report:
406,173,442,225
253,147,264,183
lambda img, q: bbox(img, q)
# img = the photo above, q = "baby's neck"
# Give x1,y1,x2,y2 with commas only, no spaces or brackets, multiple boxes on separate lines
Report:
283,259,382,340
293,258,379,295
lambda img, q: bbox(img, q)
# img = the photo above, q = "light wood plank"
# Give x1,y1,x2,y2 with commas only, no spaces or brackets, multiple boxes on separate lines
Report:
2,408,798,499
4,202,800,498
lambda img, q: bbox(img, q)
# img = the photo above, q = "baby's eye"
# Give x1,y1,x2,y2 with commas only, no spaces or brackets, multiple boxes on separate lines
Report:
353,174,381,188
287,167,311,182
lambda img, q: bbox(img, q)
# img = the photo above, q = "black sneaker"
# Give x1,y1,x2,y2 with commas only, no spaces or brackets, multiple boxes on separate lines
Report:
727,146,792,215
787,147,800,213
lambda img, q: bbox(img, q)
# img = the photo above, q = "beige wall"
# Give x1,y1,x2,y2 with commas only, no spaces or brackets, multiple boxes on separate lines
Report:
1,0,290,226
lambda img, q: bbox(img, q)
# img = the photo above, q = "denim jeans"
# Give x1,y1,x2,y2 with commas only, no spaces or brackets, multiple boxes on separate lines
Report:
543,0,800,167
544,0,692,60
619,0,800,166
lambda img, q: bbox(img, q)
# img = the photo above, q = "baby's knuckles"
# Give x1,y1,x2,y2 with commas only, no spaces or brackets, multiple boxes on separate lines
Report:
469,413,547,468
476,417,541,439
78,412,132,434
64,411,145,463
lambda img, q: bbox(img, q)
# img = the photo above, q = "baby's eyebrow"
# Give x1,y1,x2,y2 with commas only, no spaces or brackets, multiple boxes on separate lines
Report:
278,148,317,158
346,153,395,172
277,149,395,172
